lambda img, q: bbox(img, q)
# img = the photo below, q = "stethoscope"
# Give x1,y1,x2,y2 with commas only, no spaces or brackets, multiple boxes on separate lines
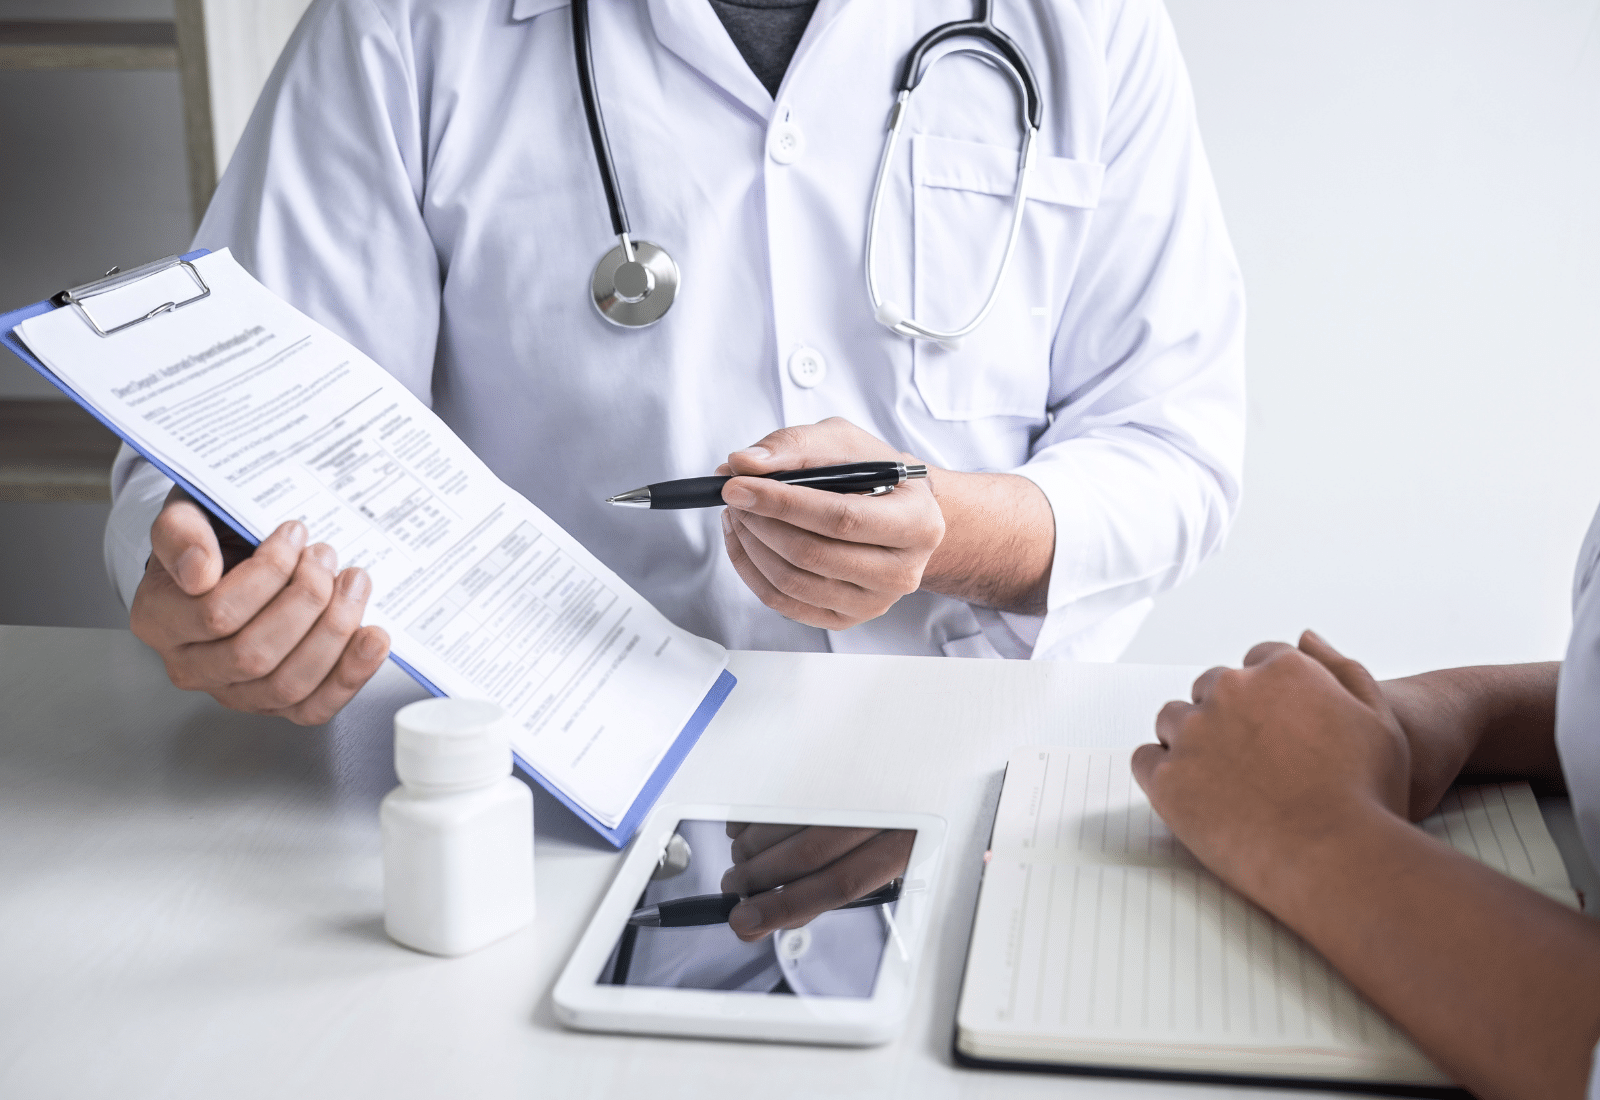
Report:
573,0,1042,345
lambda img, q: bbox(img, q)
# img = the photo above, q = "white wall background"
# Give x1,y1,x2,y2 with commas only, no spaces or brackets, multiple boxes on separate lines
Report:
3,1,1599,675
1122,0,1600,678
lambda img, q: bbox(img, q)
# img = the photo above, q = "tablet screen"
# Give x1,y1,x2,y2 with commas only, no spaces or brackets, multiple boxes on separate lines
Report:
597,819,915,998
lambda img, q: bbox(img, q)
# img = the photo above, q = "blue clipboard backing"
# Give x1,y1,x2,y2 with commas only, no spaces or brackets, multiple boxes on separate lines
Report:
1,249,735,848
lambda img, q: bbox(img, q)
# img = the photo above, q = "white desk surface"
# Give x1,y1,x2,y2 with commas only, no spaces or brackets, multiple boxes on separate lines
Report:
0,625,1586,1100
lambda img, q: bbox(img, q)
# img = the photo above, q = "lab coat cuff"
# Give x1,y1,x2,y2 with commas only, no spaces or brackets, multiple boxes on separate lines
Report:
1011,455,1162,661
104,445,172,610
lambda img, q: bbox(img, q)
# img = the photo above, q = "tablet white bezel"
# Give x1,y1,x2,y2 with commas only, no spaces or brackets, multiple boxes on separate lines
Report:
552,802,947,1046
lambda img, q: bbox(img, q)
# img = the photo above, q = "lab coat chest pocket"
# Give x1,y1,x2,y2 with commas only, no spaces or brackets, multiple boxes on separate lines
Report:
911,134,1103,421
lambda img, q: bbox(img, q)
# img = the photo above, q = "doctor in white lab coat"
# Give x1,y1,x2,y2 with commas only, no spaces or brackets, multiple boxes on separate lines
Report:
108,0,1245,725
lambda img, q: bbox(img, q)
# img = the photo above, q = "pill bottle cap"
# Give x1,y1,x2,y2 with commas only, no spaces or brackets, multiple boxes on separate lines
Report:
394,698,512,792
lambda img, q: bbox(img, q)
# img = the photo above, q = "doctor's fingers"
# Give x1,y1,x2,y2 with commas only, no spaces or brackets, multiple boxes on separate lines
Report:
721,475,943,552
205,567,380,717
730,509,927,593
726,822,808,861
724,514,888,627
137,522,314,650
227,625,390,726
149,491,230,595
721,826,885,897
726,830,915,942
726,418,902,476
160,546,344,692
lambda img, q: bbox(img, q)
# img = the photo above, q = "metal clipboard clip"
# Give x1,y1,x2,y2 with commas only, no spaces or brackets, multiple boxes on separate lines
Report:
50,256,211,338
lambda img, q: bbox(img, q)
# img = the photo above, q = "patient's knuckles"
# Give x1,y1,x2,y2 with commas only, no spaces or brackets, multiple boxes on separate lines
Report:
1197,669,1241,712
1242,640,1294,667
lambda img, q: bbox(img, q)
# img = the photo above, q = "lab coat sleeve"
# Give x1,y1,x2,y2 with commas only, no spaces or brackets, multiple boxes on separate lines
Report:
1012,0,1245,660
104,0,442,601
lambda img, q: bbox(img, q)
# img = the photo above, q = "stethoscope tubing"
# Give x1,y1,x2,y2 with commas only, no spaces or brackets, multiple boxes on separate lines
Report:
571,0,630,240
865,41,1040,345
895,1,1043,129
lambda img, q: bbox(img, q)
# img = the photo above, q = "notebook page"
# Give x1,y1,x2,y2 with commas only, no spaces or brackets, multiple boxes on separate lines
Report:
1423,784,1576,903
957,749,1577,1080
15,251,727,829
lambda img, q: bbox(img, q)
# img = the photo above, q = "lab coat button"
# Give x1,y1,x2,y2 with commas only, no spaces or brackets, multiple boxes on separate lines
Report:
777,926,812,960
769,121,805,165
787,347,826,388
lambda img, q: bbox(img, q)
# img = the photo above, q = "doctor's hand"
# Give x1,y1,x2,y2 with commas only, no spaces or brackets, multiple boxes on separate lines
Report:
129,487,390,725
718,418,944,630
719,823,914,942
1131,631,1411,905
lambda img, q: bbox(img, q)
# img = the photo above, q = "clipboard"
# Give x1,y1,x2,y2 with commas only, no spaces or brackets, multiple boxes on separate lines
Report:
1,251,736,848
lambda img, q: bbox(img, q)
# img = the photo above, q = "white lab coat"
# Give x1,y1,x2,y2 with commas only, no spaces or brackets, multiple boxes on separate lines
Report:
1556,502,1600,1098
105,0,1245,661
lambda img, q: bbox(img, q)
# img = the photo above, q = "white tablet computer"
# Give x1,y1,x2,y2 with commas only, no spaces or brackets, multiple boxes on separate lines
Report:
553,803,947,1046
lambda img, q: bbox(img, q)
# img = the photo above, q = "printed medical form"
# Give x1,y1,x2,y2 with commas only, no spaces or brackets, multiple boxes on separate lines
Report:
15,251,728,830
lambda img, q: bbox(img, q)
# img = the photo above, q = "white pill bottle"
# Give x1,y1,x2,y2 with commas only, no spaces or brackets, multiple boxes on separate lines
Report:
381,698,536,956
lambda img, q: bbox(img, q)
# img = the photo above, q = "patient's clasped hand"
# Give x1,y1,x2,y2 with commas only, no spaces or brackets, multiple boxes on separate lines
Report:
1136,631,1598,1100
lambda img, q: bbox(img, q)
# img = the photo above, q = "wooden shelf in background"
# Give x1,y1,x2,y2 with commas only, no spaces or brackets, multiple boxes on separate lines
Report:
0,400,121,502
0,21,177,71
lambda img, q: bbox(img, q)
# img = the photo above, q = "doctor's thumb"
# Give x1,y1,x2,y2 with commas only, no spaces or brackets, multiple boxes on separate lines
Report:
150,492,227,595
729,423,832,474
726,441,780,475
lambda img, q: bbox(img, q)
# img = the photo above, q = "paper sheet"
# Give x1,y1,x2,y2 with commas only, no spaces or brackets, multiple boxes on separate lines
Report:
17,251,727,828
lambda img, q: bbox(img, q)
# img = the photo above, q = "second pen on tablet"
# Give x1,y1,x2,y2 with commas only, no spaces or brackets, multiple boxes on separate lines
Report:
605,461,928,510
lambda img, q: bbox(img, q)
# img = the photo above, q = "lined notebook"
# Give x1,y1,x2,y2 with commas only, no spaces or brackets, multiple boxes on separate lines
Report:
954,748,1577,1088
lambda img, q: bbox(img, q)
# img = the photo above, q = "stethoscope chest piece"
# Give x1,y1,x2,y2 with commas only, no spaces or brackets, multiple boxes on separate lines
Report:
591,237,679,328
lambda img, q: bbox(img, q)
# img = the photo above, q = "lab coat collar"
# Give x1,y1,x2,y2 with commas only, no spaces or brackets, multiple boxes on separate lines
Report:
512,0,857,123
645,0,773,121
645,0,856,123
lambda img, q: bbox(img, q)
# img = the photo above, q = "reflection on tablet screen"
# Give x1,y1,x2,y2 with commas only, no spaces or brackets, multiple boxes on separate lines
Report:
597,820,915,998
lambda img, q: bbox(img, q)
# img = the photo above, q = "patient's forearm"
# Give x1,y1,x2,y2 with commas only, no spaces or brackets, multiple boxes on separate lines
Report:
1454,662,1563,780
1383,662,1564,809
1264,804,1600,1100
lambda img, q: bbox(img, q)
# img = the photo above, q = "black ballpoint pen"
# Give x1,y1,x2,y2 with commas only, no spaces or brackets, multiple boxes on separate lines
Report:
627,878,904,927
606,461,928,510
